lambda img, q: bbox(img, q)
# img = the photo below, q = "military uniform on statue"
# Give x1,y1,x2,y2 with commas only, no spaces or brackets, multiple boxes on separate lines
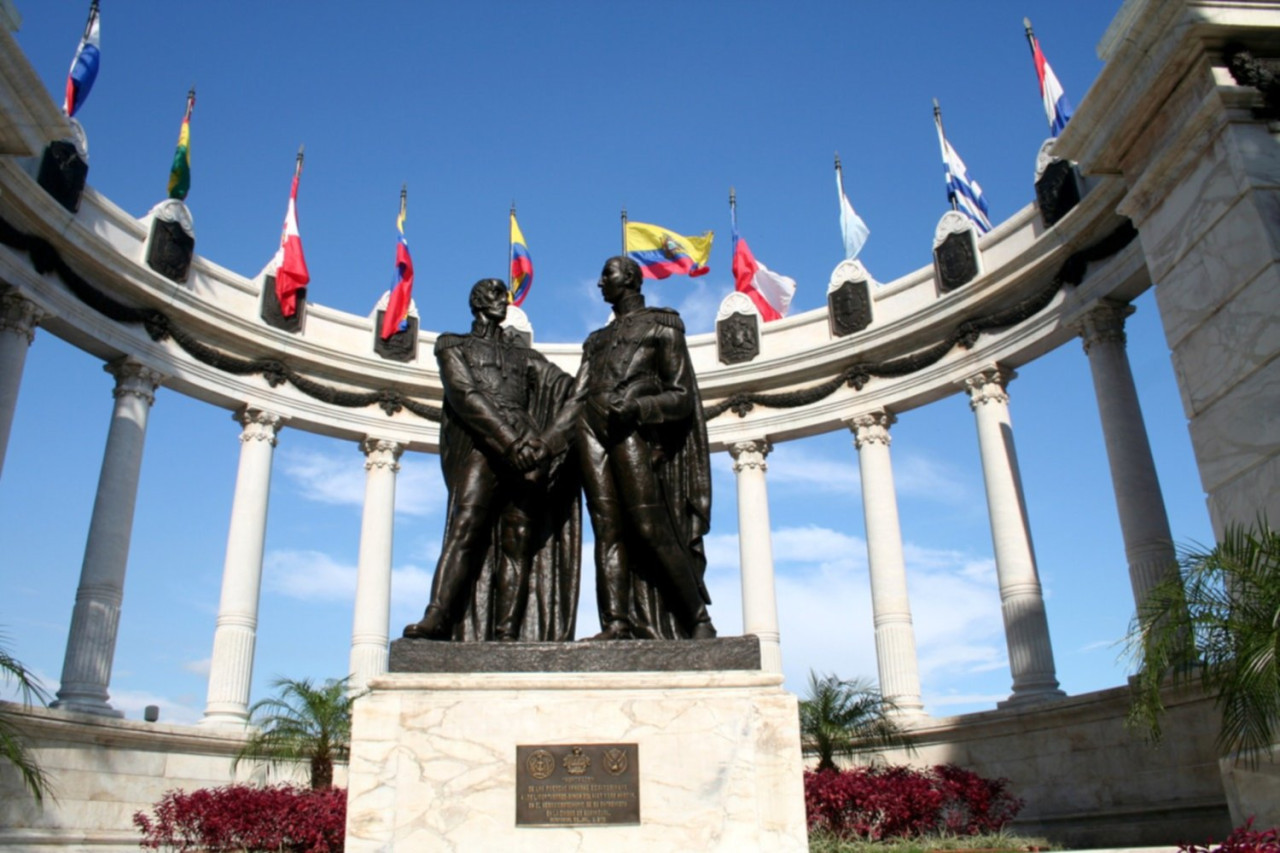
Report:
545,256,716,641
404,279,580,642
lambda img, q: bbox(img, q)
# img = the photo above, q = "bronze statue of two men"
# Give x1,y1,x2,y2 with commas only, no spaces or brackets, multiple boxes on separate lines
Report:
403,257,717,643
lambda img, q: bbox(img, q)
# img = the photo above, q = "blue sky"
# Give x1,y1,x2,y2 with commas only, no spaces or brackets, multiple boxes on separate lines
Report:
0,2,1213,723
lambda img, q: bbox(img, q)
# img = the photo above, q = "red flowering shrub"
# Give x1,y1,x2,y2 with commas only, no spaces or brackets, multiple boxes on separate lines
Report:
1181,818,1280,853
805,764,1023,840
133,784,346,852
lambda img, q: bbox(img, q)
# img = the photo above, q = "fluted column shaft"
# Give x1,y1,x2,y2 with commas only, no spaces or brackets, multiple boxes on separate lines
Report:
964,366,1065,707
202,408,284,727
849,411,925,716
349,438,404,692
0,291,44,482
1076,301,1179,609
54,359,164,716
729,439,782,673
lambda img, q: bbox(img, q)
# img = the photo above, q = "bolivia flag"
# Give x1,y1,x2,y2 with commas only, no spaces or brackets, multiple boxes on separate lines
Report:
167,89,195,201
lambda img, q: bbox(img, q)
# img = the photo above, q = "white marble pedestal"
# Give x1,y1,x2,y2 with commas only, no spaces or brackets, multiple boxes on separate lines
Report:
344,669,807,851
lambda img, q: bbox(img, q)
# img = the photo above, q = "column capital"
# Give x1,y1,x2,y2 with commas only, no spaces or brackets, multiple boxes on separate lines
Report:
234,407,285,444
1074,299,1135,354
848,410,896,448
728,437,771,472
105,358,164,406
0,290,45,344
963,365,1015,409
362,437,405,471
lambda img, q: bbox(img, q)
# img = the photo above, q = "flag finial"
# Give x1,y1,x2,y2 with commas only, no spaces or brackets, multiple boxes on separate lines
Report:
1024,17,1034,37
834,151,842,172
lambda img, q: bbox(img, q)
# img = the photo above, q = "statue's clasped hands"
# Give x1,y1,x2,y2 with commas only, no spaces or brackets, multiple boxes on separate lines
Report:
509,436,550,472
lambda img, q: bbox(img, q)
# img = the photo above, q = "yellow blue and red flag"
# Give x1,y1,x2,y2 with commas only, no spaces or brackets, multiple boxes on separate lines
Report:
509,211,533,306
64,0,100,118
625,221,713,280
380,188,414,340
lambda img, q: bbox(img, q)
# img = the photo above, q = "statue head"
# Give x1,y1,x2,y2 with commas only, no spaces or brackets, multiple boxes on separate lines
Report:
599,256,642,305
469,278,510,321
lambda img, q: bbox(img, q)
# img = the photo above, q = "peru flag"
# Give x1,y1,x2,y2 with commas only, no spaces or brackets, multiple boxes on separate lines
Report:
732,233,795,323
272,155,310,317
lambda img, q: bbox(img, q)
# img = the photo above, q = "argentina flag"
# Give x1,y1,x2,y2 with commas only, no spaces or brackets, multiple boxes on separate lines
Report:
934,109,992,234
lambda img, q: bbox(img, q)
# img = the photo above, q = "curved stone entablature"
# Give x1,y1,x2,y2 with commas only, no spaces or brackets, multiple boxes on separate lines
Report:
0,24,1151,454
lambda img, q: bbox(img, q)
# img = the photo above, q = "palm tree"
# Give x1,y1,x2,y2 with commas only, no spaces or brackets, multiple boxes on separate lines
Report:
798,671,913,772
233,676,356,789
1127,519,1280,764
0,632,53,803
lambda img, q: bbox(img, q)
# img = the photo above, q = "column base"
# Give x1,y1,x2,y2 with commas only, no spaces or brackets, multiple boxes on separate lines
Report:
998,687,1067,710
49,697,124,719
199,709,250,729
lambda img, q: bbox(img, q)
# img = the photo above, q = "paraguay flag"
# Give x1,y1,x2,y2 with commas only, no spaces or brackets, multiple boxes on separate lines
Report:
380,192,414,340
1031,33,1074,136
935,113,992,234
167,89,195,201
731,209,795,322
625,221,713,279
509,212,533,306
272,151,310,318
64,0,100,118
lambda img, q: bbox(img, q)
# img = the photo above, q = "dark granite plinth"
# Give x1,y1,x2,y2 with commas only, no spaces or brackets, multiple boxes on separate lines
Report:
389,635,761,674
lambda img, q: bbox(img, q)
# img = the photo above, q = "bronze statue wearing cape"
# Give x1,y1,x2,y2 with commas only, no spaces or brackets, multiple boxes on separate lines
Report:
404,279,580,642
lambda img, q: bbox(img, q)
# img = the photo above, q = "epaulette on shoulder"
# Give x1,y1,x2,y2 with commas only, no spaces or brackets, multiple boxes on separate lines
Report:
434,333,467,354
584,327,607,346
649,307,685,332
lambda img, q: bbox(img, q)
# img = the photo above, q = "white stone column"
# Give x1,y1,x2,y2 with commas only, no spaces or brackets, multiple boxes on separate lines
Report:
53,358,164,716
1075,301,1179,610
0,290,44,482
848,411,926,717
202,408,284,728
349,438,404,692
728,438,782,673
963,366,1065,707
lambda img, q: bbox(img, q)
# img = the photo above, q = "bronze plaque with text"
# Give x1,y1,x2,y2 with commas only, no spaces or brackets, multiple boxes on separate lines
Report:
516,743,640,826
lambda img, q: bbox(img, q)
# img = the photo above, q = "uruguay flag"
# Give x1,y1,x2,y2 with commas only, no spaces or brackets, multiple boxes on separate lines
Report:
934,114,992,234
1031,33,1074,136
64,0,100,118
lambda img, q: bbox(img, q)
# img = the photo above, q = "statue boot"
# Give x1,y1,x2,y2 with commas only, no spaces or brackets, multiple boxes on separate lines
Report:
403,604,450,640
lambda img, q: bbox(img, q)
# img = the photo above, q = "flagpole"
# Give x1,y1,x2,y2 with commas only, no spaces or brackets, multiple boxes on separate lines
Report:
620,206,628,255
933,98,958,212
729,186,737,240
834,151,844,195
508,201,516,295
295,144,304,178
399,183,407,232
83,0,99,39
1023,17,1038,58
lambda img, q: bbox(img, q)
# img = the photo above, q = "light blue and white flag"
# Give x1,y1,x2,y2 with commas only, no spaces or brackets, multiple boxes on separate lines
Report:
835,159,870,260
934,112,992,234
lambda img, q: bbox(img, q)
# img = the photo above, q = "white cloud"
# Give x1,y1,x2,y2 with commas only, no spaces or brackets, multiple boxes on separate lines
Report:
182,657,212,676
278,448,445,517
264,549,434,626
108,687,203,725
892,452,973,504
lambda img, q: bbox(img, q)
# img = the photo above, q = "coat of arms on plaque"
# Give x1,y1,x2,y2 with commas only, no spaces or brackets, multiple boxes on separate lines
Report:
526,749,554,780
563,747,591,775
603,747,628,775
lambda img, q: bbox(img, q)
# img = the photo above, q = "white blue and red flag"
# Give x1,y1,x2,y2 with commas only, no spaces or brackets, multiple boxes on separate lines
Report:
731,205,795,322
380,190,414,340
934,110,992,234
64,0,100,118
1030,31,1073,136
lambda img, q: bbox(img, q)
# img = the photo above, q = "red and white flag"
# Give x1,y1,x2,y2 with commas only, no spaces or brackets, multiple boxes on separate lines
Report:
732,232,795,322
272,153,310,317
